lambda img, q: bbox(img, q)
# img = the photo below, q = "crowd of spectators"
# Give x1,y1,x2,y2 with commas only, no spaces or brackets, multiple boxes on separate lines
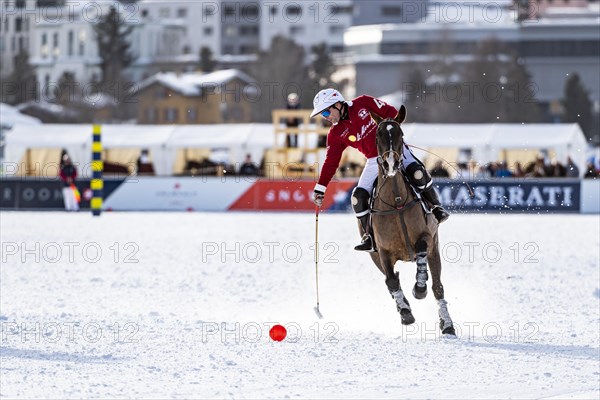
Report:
430,155,599,179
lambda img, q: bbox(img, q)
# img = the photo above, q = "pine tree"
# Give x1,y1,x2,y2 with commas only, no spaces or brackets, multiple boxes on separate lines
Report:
458,38,540,123
306,43,335,105
2,50,37,105
251,36,308,122
94,6,134,90
199,47,217,73
56,71,77,105
562,73,593,138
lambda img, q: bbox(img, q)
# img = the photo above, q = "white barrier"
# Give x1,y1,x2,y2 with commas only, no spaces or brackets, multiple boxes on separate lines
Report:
581,180,600,214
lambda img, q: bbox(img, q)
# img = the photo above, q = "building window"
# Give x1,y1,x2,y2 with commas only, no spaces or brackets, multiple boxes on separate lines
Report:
18,36,24,51
41,32,48,57
160,8,170,17
332,5,353,14
146,107,157,123
223,45,234,54
329,25,344,35
285,5,302,17
0,38,4,53
240,45,257,54
44,74,50,96
224,5,236,16
204,5,216,16
68,30,73,55
224,26,237,37
177,8,187,18
11,36,15,51
204,27,213,35
187,108,197,122
78,30,85,56
382,6,402,17
17,0,26,8
240,26,258,36
53,32,59,56
164,108,178,123
3,17,8,32
24,16,29,31
290,26,304,35
155,87,167,99
15,17,22,32
242,4,259,20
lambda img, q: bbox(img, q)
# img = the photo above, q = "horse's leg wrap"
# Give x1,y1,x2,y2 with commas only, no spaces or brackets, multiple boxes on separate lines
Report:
391,287,415,325
437,299,455,335
352,187,375,251
415,240,428,288
391,288,410,309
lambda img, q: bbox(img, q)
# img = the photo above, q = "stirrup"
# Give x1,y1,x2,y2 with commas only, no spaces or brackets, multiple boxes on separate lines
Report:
354,234,376,252
432,206,449,223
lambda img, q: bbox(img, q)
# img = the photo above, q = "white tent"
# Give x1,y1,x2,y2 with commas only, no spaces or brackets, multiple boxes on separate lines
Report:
166,124,273,170
2,122,589,177
403,123,588,172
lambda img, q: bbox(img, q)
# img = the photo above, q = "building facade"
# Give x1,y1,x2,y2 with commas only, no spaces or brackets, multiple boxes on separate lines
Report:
135,69,255,124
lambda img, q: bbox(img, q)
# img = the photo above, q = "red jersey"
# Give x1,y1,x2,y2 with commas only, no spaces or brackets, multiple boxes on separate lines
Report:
317,95,398,188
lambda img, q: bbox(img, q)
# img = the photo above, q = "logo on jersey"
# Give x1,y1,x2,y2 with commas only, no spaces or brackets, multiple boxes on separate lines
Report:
348,135,356,142
358,109,369,120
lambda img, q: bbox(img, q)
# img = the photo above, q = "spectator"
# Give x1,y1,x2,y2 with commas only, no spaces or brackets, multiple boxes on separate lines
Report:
513,161,525,178
285,93,300,148
59,154,79,211
584,162,598,179
239,154,260,176
496,161,513,178
430,160,450,178
565,157,579,178
136,149,154,175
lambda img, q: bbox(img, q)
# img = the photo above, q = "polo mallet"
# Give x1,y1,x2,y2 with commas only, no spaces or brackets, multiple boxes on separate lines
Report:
314,206,324,319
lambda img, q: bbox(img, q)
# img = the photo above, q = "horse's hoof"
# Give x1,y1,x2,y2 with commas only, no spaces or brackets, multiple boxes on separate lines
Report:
400,308,415,325
412,283,428,300
441,325,456,336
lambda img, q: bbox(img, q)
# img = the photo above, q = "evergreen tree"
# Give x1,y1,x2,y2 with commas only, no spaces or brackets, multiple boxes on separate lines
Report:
199,46,217,73
562,73,593,137
94,6,134,90
458,38,540,123
55,71,77,105
251,36,308,122
306,43,335,106
2,50,37,105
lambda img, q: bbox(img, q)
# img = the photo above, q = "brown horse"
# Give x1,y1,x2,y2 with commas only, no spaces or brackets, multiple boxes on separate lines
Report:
366,106,456,336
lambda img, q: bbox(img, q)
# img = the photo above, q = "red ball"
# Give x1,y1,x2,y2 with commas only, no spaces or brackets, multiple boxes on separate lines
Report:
269,324,287,342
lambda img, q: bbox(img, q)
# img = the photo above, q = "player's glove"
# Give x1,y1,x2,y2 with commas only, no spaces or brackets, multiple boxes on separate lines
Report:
312,190,325,208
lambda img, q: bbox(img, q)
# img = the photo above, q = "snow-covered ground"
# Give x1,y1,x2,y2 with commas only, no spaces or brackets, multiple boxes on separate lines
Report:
1,212,599,399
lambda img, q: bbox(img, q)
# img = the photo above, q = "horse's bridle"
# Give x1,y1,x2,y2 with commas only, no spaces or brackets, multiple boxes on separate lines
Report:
376,119,403,178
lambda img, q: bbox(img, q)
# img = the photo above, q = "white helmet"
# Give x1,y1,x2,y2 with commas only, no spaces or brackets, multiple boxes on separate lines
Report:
310,88,345,117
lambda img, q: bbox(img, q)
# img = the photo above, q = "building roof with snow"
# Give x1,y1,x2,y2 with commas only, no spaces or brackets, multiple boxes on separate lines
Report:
135,69,256,97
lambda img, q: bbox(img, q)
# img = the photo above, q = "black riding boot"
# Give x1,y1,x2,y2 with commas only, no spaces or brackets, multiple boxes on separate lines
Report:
421,186,449,223
354,215,375,252
352,187,376,252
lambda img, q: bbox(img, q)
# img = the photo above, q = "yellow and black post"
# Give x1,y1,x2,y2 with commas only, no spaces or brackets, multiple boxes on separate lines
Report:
91,124,103,216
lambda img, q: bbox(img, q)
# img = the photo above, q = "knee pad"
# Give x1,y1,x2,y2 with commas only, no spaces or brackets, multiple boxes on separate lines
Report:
405,163,431,191
351,187,370,217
